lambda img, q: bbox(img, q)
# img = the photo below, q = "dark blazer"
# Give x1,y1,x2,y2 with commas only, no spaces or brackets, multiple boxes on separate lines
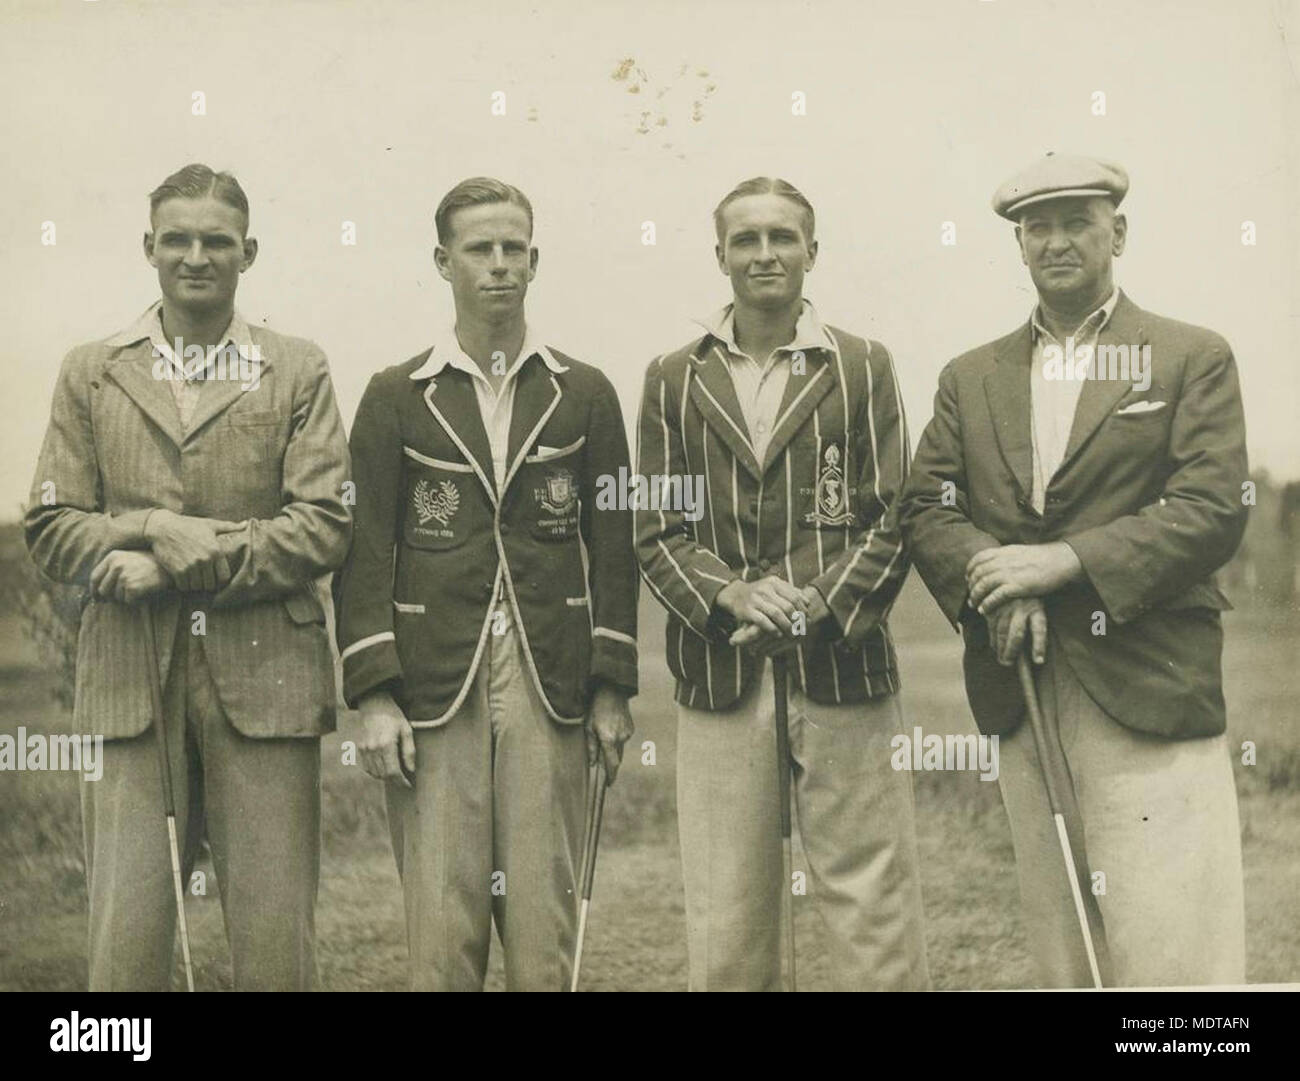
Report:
635,322,910,710
334,345,638,725
900,292,1248,739
25,305,353,739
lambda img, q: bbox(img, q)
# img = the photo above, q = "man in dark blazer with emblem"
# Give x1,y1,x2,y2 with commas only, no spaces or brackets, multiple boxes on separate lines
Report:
900,154,1249,986
334,178,638,991
636,177,929,991
25,164,352,990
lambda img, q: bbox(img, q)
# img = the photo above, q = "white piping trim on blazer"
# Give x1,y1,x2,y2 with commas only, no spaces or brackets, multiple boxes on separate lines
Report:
593,626,636,647
339,630,395,662
402,445,474,473
525,434,585,463
422,380,498,506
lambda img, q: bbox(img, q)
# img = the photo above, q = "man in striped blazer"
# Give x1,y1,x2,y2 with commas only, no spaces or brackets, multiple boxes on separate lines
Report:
24,164,352,989
636,177,929,990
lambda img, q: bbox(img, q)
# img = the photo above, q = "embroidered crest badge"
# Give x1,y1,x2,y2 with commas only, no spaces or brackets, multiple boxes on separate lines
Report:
539,467,577,516
413,478,460,527
803,441,855,526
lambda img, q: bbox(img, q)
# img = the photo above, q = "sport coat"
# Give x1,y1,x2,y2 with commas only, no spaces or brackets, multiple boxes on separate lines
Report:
900,292,1248,739
333,345,638,725
636,319,910,710
24,304,353,739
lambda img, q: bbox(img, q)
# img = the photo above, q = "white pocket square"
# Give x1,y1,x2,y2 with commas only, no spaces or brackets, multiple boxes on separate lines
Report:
1116,399,1167,416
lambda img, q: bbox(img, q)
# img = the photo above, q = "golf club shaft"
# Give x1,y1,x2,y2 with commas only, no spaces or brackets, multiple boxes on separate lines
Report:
571,758,607,991
1017,652,1102,989
772,656,796,992
143,605,195,992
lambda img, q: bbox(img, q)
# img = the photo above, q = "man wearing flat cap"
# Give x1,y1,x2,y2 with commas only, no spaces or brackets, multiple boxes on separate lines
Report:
901,153,1249,986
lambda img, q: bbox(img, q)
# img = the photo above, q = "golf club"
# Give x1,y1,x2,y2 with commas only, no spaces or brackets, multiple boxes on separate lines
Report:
1016,650,1103,988
772,655,796,992
570,757,608,991
142,604,195,993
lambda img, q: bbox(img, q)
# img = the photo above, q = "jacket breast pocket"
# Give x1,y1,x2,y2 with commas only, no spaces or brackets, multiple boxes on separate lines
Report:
402,446,478,551
520,437,584,542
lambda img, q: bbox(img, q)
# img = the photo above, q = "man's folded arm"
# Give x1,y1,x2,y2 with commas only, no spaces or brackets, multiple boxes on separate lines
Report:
24,347,154,586
899,363,1002,627
810,342,912,646
582,374,639,698
210,347,353,608
1065,336,1249,624
332,372,404,708
633,356,737,640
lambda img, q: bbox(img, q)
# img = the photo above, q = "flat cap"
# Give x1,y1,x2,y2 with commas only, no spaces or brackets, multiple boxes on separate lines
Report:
992,153,1129,220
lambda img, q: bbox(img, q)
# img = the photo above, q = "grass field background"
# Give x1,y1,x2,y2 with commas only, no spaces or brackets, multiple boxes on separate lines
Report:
2,573,1297,991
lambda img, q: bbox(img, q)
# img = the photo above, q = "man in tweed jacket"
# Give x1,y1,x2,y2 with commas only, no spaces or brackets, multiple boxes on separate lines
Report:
636,177,929,990
24,164,352,990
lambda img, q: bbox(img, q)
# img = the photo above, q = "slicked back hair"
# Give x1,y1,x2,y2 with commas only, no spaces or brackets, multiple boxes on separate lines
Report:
148,164,250,233
713,176,815,245
435,177,534,245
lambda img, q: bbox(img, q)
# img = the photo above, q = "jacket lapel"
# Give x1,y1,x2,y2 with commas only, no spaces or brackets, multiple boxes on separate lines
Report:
760,348,834,474
687,341,762,481
420,368,498,505
1058,293,1147,473
983,323,1035,502
103,344,185,448
502,356,562,494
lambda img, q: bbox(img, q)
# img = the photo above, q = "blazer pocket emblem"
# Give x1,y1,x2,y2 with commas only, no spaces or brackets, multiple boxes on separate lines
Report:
413,478,460,527
800,438,856,527
531,465,580,539
1115,399,1167,416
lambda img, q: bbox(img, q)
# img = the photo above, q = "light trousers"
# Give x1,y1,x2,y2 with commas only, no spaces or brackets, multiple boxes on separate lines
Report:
385,608,588,991
998,641,1246,987
676,661,930,991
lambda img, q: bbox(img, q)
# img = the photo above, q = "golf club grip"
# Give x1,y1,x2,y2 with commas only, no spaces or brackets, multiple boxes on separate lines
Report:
1016,652,1065,816
772,657,792,839
142,606,177,817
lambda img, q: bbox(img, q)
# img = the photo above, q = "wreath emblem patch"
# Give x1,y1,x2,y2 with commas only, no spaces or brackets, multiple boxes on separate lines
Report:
413,478,461,527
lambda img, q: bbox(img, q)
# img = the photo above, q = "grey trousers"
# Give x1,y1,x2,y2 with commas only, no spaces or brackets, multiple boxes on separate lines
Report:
80,621,321,991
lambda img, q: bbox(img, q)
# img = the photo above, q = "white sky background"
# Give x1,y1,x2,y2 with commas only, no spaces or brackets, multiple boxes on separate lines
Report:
1,0,1296,516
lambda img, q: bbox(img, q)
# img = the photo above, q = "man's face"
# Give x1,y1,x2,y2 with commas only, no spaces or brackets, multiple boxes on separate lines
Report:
1015,196,1125,307
715,193,817,310
434,202,537,324
144,196,255,315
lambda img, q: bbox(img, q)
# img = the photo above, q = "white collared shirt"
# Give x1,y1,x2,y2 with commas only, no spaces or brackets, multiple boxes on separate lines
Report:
409,325,565,492
696,300,833,461
1028,287,1121,513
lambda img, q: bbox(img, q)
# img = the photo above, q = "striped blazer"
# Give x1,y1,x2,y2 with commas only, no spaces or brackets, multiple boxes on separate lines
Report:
24,304,352,739
635,316,911,710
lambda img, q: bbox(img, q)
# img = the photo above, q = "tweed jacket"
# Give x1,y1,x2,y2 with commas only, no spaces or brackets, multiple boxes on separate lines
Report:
24,303,352,739
636,309,911,710
900,292,1248,739
333,344,638,725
